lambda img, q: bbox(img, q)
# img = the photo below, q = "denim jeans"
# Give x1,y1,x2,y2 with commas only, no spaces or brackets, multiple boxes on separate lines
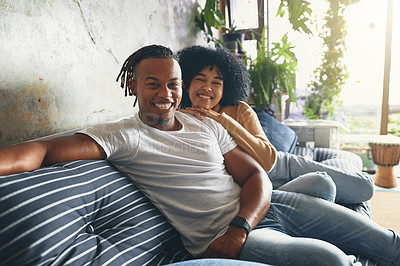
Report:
239,190,400,266
276,171,337,202
268,152,375,204
169,259,271,266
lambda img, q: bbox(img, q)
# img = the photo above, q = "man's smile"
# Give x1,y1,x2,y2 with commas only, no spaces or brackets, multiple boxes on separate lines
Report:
154,102,173,110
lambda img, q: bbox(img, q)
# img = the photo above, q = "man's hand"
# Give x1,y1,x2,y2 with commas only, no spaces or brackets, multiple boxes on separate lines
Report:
203,226,247,259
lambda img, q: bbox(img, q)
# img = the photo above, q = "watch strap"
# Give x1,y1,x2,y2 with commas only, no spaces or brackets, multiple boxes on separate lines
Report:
230,216,251,235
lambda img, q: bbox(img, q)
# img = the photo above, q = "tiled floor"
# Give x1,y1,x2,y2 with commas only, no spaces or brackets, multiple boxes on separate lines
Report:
369,164,399,234
370,190,400,233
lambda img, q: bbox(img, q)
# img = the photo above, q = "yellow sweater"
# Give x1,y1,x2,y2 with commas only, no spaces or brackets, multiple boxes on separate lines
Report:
213,101,277,172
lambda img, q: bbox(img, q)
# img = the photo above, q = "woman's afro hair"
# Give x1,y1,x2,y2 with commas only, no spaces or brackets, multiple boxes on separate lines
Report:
177,45,250,108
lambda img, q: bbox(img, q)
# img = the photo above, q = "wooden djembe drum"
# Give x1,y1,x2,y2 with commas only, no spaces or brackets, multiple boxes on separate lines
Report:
369,138,400,188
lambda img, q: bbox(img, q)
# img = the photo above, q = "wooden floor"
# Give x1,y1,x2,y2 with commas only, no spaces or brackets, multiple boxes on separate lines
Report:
370,190,400,234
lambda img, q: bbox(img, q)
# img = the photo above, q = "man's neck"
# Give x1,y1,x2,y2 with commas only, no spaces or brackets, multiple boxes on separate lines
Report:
139,113,182,131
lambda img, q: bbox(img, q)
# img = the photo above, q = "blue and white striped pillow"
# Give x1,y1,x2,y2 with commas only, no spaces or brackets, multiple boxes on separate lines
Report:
0,160,190,265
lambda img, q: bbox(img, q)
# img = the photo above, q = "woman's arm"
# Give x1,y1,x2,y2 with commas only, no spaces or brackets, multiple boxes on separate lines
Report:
217,104,277,172
181,102,277,172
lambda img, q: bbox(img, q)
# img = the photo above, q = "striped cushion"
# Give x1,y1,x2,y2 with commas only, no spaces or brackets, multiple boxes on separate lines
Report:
314,147,363,172
0,160,191,265
294,147,363,172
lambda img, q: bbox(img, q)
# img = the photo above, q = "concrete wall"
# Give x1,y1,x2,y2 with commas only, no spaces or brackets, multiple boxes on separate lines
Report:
0,0,205,147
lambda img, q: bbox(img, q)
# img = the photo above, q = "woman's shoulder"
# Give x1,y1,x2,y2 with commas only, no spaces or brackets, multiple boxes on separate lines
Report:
237,101,257,116
238,101,253,110
218,102,257,125
219,101,255,120
219,101,252,112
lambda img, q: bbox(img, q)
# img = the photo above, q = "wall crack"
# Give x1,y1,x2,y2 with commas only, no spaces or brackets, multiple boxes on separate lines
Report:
106,49,119,65
74,0,96,44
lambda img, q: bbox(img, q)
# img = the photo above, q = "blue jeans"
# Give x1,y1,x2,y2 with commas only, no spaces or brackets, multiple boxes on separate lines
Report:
169,259,271,265
239,191,400,266
277,171,337,202
269,152,375,204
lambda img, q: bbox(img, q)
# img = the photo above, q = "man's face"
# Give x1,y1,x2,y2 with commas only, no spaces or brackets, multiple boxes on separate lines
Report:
131,58,182,130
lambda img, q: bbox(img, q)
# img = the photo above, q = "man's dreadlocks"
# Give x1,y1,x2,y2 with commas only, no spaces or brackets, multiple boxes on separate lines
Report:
116,45,177,106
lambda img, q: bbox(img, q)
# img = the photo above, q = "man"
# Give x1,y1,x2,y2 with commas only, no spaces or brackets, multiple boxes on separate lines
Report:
0,45,398,266
0,45,271,259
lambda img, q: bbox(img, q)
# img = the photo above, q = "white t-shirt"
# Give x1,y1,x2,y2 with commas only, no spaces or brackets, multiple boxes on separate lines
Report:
81,111,240,257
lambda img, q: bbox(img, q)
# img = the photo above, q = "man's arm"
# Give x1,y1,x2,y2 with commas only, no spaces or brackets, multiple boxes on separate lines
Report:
0,133,106,176
203,146,272,258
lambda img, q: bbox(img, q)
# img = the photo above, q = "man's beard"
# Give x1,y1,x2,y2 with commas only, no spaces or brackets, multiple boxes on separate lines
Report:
141,112,171,129
149,116,170,128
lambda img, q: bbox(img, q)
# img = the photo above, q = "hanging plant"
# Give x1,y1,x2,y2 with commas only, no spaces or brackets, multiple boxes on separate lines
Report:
277,0,313,35
304,0,351,119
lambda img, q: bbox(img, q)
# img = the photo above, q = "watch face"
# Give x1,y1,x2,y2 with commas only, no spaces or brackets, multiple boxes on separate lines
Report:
233,216,246,226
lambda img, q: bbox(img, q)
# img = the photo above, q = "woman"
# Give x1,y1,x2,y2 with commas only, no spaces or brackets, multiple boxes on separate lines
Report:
177,45,374,208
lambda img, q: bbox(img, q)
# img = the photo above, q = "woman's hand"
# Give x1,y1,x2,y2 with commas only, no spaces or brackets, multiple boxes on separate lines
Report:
178,107,221,121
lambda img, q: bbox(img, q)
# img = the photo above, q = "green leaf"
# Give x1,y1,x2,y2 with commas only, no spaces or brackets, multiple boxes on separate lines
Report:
247,26,297,110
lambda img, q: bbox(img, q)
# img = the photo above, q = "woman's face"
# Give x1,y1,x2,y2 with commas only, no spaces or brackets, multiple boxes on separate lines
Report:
187,66,223,109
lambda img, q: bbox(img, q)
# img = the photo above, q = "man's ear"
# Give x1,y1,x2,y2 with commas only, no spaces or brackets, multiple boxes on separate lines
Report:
129,79,137,96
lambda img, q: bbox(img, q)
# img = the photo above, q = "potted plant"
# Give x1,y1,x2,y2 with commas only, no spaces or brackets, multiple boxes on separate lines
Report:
194,0,245,53
221,25,245,54
220,0,245,54
246,26,297,115
244,0,312,116
194,0,225,45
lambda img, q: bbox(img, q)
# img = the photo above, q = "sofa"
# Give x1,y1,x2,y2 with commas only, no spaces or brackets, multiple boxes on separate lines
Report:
0,109,377,265
253,108,372,218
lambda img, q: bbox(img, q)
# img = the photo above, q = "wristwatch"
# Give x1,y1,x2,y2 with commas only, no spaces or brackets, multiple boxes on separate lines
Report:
230,216,251,235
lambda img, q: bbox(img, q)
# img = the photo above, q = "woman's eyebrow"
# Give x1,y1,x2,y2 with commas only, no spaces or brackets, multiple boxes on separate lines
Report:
194,73,222,80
